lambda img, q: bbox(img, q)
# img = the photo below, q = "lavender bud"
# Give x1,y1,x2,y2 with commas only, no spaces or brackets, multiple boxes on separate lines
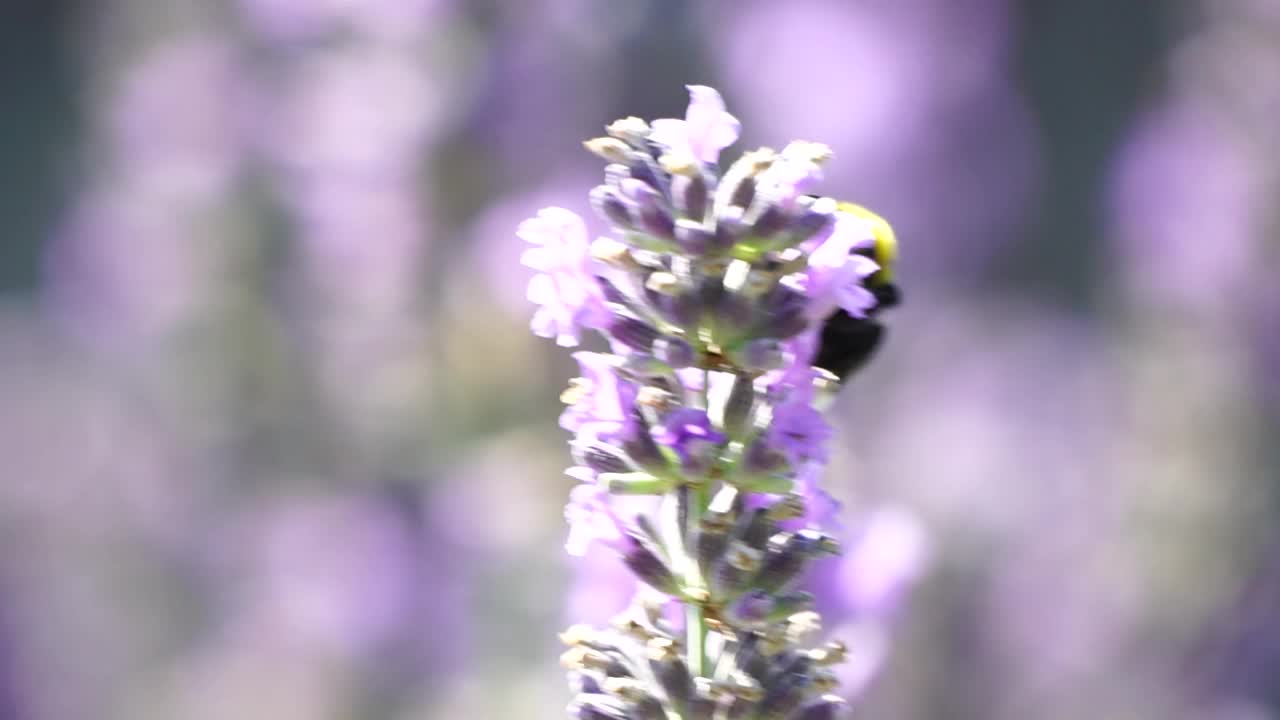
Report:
674,219,713,255
760,306,809,341
643,268,679,295
621,179,675,239
786,611,824,646
711,289,754,338
622,410,669,475
671,172,708,219
738,338,785,371
736,507,777,550
689,678,721,718
584,137,634,164
765,591,815,624
647,639,692,715
572,441,633,474
808,641,847,667
652,336,695,368
568,694,633,720
734,632,770,682
621,533,681,595
606,116,650,144
765,494,807,522
629,695,666,720
599,279,657,328
727,173,756,209
602,678,665,717
764,654,814,691
791,197,837,243
726,590,775,628
713,540,764,599
570,671,603,695
721,697,756,719
712,208,747,254
608,313,660,351
645,286,699,328
751,203,788,238
605,162,632,187
591,185,636,228
755,672,811,720
562,645,631,677
740,439,787,476
619,177,657,203
695,519,731,581
695,486,740,577
789,696,847,720
630,157,668,197
757,283,811,337
755,530,838,594
717,373,756,438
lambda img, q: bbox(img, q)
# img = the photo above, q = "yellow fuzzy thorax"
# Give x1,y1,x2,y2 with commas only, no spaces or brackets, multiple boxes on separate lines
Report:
836,202,897,284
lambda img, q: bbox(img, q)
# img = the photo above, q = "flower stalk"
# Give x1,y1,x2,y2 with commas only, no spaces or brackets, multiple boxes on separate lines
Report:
524,86,904,719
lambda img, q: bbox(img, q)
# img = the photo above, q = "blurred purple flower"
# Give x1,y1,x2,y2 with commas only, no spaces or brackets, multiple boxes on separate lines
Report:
1108,104,1257,307
650,85,741,164
712,0,1039,281
257,51,441,179
567,545,639,626
45,36,242,352
239,0,447,44
836,508,930,618
520,207,610,347
560,352,638,443
564,483,626,557
230,495,425,660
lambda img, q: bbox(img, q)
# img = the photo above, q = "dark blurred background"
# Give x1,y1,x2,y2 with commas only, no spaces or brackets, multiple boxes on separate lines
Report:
1,1,1278,719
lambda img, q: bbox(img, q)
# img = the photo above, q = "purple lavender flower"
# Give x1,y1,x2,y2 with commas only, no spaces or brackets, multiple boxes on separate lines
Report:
564,483,626,557
530,85,916,717
768,368,834,467
654,407,726,475
559,352,637,441
790,210,881,322
649,85,741,165
520,207,611,346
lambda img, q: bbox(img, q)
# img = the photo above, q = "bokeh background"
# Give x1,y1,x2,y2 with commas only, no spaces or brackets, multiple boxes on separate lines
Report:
1,0,1278,719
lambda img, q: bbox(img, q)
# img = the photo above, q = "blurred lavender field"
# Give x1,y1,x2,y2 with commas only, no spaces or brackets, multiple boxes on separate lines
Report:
1,1,1278,719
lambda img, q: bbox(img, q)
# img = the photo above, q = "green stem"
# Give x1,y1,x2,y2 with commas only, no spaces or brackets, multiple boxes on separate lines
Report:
683,366,713,678
685,481,709,677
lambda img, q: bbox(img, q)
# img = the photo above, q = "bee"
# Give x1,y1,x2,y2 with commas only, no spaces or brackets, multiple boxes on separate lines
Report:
811,201,900,384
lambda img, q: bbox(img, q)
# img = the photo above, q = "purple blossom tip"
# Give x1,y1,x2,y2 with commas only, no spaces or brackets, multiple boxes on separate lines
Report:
650,85,741,166
519,207,610,346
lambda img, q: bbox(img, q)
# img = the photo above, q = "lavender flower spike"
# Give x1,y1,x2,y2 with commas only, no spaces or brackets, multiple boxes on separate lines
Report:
525,86,915,717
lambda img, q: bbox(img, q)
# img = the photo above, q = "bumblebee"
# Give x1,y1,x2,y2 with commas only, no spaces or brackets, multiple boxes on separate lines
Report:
811,201,900,384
